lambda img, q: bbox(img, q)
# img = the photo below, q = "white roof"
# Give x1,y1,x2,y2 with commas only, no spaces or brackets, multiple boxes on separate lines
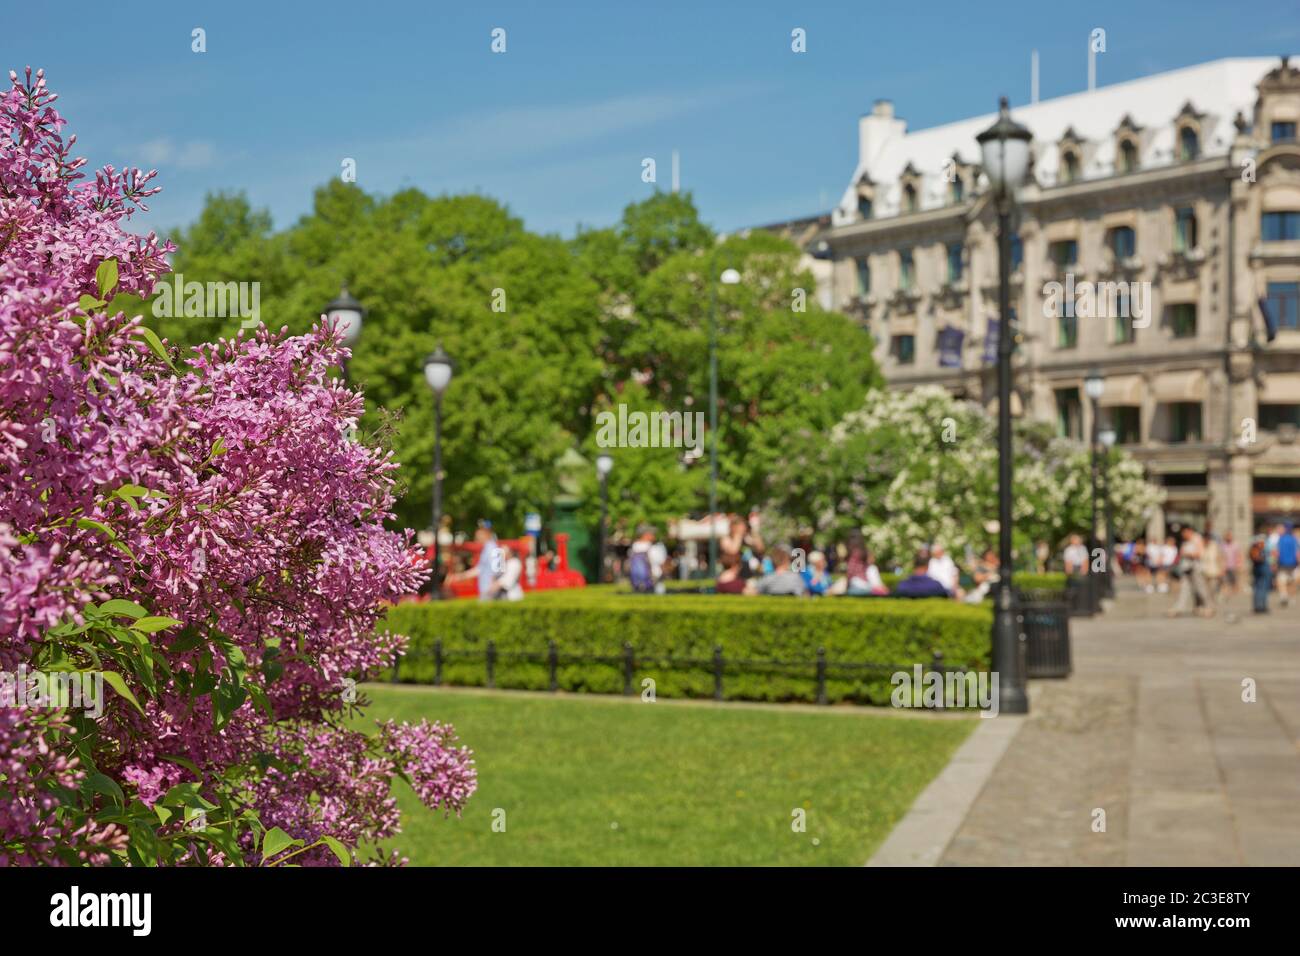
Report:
834,57,1285,225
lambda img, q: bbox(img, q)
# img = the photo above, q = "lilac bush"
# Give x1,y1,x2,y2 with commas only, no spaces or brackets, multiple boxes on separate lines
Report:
0,67,474,865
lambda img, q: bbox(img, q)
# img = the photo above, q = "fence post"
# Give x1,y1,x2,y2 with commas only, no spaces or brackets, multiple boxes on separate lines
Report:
816,646,828,705
434,639,443,687
486,640,496,689
547,640,558,692
713,645,724,701
623,642,634,696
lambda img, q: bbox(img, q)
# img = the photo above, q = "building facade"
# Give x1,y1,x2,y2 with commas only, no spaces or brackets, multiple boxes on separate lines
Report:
812,57,1300,544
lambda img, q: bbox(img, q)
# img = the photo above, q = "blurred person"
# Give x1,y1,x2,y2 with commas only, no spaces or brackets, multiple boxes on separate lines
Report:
801,550,832,596
1275,521,1298,607
926,544,960,596
1168,525,1212,618
628,524,667,594
840,534,887,595
1034,539,1050,575
721,515,765,579
895,552,950,598
1154,534,1178,593
751,544,807,596
1201,532,1225,600
448,520,501,601
1062,534,1088,575
491,543,524,601
1221,531,1242,597
715,550,747,594
1250,532,1272,614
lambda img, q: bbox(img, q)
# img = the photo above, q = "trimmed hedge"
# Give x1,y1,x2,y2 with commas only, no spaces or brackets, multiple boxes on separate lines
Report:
380,593,992,705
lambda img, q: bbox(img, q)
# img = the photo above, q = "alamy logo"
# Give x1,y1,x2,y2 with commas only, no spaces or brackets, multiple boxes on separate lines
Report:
594,403,704,455
1043,275,1151,328
1,666,103,719
152,272,261,329
49,886,151,936
891,664,1000,718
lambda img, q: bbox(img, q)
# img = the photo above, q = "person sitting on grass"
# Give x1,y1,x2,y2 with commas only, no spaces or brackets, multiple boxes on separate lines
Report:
894,551,951,598
748,544,808,596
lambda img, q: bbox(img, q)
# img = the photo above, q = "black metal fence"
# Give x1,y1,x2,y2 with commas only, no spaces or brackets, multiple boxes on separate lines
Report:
391,640,986,707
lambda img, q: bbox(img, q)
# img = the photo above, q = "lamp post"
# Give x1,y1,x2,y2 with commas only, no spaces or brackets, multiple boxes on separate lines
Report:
423,345,454,597
708,265,742,578
976,96,1032,715
325,286,365,377
1099,425,1117,598
1085,367,1106,601
596,453,613,583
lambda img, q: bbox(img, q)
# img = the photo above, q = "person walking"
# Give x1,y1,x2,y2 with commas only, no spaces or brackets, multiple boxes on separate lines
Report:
1251,532,1273,614
1168,526,1212,618
1202,532,1225,602
1221,531,1243,598
1275,522,1298,608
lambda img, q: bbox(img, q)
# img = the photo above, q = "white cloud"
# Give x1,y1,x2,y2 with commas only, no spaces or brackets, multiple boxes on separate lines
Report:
137,138,218,171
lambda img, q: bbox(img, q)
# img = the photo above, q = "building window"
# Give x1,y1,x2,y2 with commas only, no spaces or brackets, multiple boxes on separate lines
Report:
858,195,873,220
1168,402,1203,443
899,251,914,292
1055,388,1082,440
1114,312,1136,344
1118,140,1138,173
1178,126,1199,161
1272,121,1297,143
1265,282,1300,329
950,176,964,203
855,258,871,296
1057,311,1078,348
1262,211,1300,241
1169,303,1197,338
903,183,918,214
1061,150,1080,183
1174,207,1198,252
890,334,915,364
1048,239,1078,268
1010,234,1023,270
1110,406,1141,445
1260,404,1300,430
1107,225,1136,260
946,243,963,283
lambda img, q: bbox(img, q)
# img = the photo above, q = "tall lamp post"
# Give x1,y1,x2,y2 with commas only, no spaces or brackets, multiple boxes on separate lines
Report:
1085,367,1106,601
1099,425,1117,598
976,97,1032,715
708,266,742,578
423,345,454,597
325,286,365,377
596,453,613,583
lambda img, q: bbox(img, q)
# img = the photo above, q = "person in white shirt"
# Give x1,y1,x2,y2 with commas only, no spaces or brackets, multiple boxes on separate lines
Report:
1063,534,1089,575
492,543,525,601
926,544,960,596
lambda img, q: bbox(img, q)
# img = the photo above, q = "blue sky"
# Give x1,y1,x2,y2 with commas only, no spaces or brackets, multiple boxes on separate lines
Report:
6,0,1297,239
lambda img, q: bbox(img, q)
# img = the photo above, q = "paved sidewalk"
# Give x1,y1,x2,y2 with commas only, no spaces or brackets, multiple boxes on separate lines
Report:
913,586,1298,866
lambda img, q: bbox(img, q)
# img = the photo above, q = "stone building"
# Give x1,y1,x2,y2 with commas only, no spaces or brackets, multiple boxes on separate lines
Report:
810,56,1300,543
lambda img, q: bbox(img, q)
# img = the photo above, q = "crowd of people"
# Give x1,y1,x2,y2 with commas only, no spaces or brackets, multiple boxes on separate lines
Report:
1108,521,1300,616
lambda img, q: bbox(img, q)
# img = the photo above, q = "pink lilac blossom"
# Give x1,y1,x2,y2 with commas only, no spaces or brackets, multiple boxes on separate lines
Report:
0,67,474,864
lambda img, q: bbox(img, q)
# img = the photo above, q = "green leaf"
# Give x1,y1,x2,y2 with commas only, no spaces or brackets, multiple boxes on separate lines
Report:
78,294,106,312
102,670,146,716
132,616,183,634
96,257,119,300
261,826,302,862
85,772,125,807
138,325,179,373
99,599,148,619
321,835,352,867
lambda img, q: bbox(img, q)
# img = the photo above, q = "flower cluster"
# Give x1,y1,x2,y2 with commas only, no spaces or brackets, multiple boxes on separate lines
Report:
0,67,473,864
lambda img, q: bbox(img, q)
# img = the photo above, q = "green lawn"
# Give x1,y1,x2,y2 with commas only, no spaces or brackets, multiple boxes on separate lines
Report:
355,685,974,866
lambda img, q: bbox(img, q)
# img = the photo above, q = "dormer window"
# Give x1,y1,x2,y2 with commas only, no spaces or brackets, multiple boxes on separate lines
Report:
903,183,919,214
950,176,964,203
1061,149,1081,183
1179,126,1199,161
858,195,873,220
1118,139,1138,174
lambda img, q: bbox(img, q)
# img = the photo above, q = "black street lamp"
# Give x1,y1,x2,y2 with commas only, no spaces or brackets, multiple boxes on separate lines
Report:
596,453,613,583
707,264,741,578
325,286,365,377
1085,367,1107,601
976,97,1032,715
423,344,454,597
1099,425,1117,598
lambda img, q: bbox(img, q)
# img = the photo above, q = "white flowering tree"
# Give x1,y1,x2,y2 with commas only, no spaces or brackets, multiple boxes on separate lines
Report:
765,385,1164,565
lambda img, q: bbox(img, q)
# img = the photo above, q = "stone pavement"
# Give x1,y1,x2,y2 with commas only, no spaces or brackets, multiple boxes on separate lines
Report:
883,583,1300,866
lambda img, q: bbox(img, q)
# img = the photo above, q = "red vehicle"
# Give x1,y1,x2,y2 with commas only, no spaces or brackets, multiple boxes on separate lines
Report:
415,532,586,600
